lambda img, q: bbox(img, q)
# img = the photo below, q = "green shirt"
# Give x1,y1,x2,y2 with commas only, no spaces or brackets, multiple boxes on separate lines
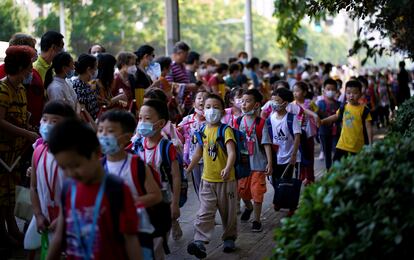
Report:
33,56,51,83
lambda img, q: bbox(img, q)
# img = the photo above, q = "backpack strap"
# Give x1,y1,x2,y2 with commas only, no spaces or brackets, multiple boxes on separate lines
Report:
286,113,295,138
131,155,146,196
266,117,273,141
234,116,243,130
194,125,206,146
104,175,125,242
216,123,229,153
33,144,47,172
255,117,265,144
159,139,173,185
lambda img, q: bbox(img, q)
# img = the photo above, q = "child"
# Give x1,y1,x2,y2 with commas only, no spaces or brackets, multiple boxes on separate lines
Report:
235,89,273,232
46,119,141,260
25,101,76,254
97,109,163,259
317,78,341,170
321,80,373,161
132,99,181,258
268,88,301,215
222,87,243,128
186,94,238,258
260,80,290,119
177,89,208,197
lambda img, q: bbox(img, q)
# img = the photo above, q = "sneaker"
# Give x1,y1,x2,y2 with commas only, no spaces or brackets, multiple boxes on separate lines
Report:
187,241,207,259
240,208,253,222
273,204,280,211
287,210,295,217
223,239,236,253
251,221,263,232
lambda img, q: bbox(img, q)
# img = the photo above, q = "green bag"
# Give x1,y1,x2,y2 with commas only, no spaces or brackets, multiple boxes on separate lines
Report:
40,231,49,260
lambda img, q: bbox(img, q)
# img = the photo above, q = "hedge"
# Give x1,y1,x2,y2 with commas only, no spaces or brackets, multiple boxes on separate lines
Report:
272,97,414,259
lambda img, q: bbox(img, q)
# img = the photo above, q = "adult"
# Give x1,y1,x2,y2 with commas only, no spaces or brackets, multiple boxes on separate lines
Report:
185,51,201,84
397,61,411,105
246,57,261,88
237,51,248,65
88,44,106,57
225,63,241,89
72,54,100,120
207,63,229,97
114,52,137,106
0,46,39,248
0,33,44,129
132,45,155,109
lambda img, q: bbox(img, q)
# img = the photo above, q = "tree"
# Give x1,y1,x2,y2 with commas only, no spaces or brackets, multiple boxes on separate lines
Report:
0,0,29,41
308,0,414,63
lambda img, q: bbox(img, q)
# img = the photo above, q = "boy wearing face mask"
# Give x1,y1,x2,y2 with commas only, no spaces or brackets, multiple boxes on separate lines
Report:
186,94,238,258
97,109,162,259
317,78,341,170
25,101,76,253
132,99,181,259
267,88,301,215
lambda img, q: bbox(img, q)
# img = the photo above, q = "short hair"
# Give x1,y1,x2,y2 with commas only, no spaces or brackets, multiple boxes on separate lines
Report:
357,75,368,88
229,63,240,74
216,63,229,74
48,118,99,159
186,51,200,65
272,64,283,70
260,60,270,69
4,46,36,75
206,93,225,110
135,45,155,62
173,41,190,53
40,31,64,52
274,80,290,89
52,52,73,74
144,88,168,103
248,57,260,67
155,56,172,71
294,81,309,93
229,87,244,100
42,101,76,118
323,78,338,88
88,44,106,54
74,54,97,74
244,89,263,103
142,99,169,121
345,80,362,91
399,61,405,68
238,51,248,58
272,88,294,102
9,33,36,48
228,57,238,64
99,109,137,134
116,52,136,70
97,53,117,89
206,58,216,66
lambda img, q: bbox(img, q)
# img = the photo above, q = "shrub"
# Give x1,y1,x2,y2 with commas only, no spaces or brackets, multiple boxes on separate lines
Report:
272,97,414,259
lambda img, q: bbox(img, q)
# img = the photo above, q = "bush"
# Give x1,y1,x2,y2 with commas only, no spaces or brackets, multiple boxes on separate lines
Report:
272,97,414,259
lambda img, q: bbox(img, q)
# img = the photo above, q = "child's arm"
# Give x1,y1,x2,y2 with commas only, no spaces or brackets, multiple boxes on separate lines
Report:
290,133,301,165
365,120,373,145
186,145,202,172
321,113,339,126
137,165,162,207
170,159,181,220
221,140,236,180
29,156,49,232
46,209,64,260
264,144,273,176
124,234,142,260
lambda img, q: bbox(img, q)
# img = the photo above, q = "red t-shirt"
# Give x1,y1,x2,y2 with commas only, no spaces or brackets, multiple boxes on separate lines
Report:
0,64,45,128
63,180,138,260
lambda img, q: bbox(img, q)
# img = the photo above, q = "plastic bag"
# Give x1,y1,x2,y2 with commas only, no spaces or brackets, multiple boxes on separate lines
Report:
136,206,155,234
24,216,41,250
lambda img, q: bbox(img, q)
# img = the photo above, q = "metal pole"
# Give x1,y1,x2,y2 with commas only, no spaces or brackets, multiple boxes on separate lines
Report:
165,0,180,56
245,0,253,58
59,0,66,39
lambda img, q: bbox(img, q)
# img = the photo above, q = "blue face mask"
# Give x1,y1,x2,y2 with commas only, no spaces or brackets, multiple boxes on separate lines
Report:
137,122,156,137
66,69,75,79
98,135,120,155
39,122,54,142
23,72,33,85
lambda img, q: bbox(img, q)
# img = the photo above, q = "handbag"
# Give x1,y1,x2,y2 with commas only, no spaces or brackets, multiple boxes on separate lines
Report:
273,164,302,210
14,185,33,222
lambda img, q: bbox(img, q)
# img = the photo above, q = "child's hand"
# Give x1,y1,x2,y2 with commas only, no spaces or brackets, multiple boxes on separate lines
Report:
265,163,273,176
315,116,322,128
289,153,297,165
26,166,32,177
221,167,231,181
49,218,58,232
35,213,49,233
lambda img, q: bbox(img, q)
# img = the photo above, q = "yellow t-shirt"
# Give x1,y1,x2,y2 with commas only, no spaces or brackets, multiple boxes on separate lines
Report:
336,104,372,153
201,125,236,182
33,56,51,83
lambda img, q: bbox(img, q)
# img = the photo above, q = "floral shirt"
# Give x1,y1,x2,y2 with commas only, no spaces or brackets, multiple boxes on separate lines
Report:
72,79,100,119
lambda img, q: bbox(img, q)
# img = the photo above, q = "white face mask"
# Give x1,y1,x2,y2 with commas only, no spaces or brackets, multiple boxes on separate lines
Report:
127,65,137,75
325,90,336,99
204,108,222,124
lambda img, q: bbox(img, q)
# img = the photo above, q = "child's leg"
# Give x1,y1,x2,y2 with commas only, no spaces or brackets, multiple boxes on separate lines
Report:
194,180,219,243
238,176,253,222
192,163,203,198
216,181,237,242
250,172,267,223
305,137,315,183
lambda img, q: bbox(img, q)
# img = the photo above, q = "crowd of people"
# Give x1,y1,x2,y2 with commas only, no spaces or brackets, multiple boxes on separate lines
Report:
0,30,412,259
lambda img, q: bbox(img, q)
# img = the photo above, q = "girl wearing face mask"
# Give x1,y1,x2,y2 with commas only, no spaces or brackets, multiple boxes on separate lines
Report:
177,89,208,198
72,54,100,120
221,88,244,128
114,52,137,107
316,78,341,170
24,101,76,255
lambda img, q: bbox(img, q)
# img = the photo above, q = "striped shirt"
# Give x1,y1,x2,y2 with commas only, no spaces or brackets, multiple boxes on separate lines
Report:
166,61,190,84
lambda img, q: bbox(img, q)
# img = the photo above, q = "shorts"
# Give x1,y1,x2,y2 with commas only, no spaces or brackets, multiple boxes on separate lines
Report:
238,171,267,203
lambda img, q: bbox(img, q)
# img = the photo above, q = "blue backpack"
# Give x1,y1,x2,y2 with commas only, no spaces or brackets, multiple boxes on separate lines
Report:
195,123,251,179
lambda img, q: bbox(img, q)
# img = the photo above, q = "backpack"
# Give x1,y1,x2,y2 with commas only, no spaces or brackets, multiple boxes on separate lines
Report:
337,104,370,145
33,143,47,172
132,137,188,208
195,123,250,179
233,116,266,145
266,113,311,166
130,155,172,254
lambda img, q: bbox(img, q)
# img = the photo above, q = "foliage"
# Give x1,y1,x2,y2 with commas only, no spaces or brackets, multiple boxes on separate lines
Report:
390,97,414,137
272,97,414,259
308,0,414,63
0,0,29,41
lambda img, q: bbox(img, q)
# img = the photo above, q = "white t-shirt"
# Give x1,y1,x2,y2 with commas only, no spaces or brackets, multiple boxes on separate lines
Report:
270,113,302,164
47,77,78,110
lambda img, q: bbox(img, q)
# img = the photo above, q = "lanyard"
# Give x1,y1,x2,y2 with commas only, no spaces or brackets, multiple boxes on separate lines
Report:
243,117,256,138
143,138,159,169
103,157,128,177
71,174,107,260
42,148,59,203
